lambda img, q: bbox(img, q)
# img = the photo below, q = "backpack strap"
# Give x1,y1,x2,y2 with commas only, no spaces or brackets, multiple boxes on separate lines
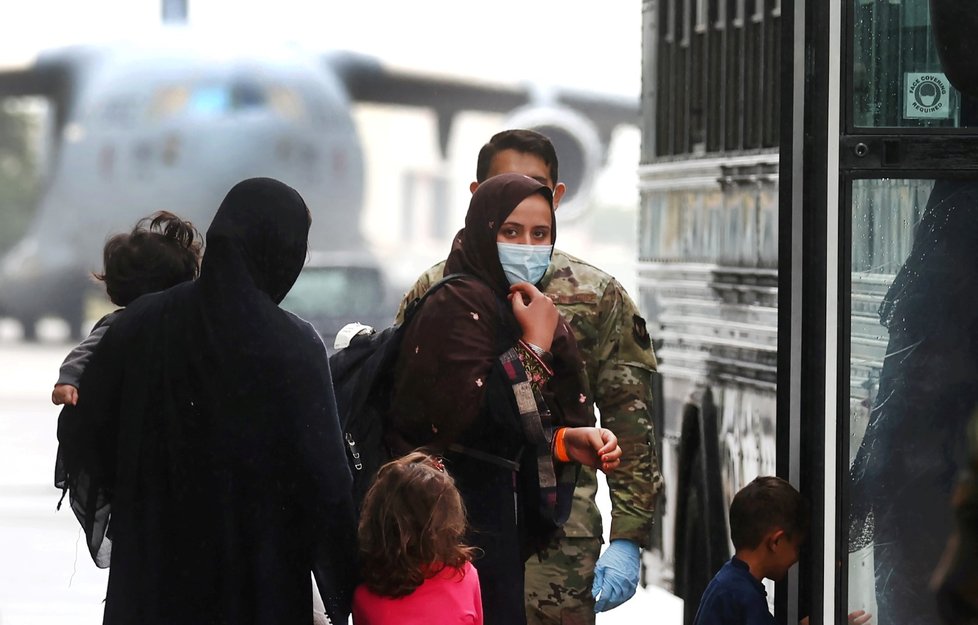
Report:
447,442,522,471
402,272,512,355
401,272,473,324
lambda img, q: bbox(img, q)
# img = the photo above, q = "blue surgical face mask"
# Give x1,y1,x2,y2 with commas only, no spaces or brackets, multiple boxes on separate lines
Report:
496,242,553,286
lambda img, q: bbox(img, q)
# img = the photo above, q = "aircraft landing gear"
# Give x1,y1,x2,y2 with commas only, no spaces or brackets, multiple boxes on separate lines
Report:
63,305,84,341
19,316,39,342
14,297,85,342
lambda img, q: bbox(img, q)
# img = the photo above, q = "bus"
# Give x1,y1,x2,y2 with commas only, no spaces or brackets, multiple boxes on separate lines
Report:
638,1,978,623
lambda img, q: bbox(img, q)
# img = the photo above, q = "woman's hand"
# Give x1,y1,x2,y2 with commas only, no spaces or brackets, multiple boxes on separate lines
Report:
509,282,559,352
561,427,621,473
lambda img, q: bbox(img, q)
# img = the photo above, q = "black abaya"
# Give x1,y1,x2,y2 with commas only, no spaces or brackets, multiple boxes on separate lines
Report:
55,178,358,625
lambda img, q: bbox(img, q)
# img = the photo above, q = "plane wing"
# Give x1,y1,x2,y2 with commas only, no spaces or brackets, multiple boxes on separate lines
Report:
0,65,63,95
326,51,637,156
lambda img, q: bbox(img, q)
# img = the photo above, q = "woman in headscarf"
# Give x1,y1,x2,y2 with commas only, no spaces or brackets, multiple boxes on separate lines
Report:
55,178,358,625
390,172,622,625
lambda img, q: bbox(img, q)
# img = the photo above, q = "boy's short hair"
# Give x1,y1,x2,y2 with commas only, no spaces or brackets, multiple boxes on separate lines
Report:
95,211,202,307
475,129,559,184
729,476,808,550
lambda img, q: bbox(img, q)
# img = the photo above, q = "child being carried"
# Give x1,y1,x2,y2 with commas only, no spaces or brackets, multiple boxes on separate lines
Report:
51,211,201,406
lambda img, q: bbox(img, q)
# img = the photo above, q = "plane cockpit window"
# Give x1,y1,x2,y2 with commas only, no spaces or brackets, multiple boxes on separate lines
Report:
268,87,305,120
230,81,265,110
189,85,231,114
150,86,190,120
146,83,304,119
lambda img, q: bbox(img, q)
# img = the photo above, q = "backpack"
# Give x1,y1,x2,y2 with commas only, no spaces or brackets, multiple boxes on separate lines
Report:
328,273,469,509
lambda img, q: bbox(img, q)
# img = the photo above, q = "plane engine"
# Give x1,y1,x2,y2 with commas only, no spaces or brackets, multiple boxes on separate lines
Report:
501,104,604,222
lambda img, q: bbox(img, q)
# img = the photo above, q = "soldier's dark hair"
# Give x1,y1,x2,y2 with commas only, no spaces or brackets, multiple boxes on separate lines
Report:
475,129,559,185
95,211,202,306
729,476,808,550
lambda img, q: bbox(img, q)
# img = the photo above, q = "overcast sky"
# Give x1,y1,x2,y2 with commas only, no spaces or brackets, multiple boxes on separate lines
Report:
0,0,641,97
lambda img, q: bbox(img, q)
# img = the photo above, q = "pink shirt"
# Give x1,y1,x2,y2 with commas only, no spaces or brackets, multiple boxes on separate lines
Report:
352,561,483,625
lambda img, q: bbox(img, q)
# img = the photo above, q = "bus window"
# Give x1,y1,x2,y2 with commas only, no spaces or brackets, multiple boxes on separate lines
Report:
852,0,966,128
847,177,978,625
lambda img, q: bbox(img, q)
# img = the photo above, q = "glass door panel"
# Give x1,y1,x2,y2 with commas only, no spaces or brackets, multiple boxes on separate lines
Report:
852,0,967,129
847,178,978,624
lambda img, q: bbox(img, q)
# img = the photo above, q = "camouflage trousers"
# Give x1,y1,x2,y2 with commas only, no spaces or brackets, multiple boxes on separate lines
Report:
525,536,602,625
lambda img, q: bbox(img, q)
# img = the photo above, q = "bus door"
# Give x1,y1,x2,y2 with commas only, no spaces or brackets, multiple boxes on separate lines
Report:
784,1,978,623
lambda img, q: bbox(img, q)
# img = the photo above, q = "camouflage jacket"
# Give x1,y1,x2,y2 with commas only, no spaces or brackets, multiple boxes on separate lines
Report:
395,249,663,545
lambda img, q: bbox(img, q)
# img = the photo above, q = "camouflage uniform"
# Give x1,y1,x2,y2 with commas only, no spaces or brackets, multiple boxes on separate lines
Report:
396,249,663,625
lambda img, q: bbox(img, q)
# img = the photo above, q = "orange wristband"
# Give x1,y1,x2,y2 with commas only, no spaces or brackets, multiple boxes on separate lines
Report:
553,427,571,463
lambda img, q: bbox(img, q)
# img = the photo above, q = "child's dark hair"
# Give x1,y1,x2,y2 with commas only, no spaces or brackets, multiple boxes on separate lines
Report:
358,452,476,598
95,211,202,306
729,476,808,550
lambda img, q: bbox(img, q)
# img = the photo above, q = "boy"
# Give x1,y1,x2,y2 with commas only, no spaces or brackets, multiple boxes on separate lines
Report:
693,476,807,625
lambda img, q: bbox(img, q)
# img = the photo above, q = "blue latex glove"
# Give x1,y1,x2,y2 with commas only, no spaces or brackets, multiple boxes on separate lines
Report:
592,539,641,612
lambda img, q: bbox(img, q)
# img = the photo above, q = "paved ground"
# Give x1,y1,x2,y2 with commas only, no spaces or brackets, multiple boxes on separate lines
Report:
0,337,682,625
0,339,109,625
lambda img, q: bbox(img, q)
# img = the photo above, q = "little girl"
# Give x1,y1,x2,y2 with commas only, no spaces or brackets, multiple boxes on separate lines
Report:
51,211,202,406
353,452,483,625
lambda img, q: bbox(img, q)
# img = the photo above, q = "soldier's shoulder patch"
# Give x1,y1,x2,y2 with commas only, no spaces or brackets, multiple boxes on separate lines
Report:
632,314,652,350
550,292,599,305
552,266,575,281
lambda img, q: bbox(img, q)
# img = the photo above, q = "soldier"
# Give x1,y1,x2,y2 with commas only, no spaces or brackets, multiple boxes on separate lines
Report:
396,129,663,625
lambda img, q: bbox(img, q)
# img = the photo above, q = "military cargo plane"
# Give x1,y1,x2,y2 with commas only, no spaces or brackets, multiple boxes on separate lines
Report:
0,32,635,339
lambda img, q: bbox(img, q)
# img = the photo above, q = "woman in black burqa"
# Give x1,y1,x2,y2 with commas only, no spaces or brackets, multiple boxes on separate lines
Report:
390,172,622,625
55,178,358,625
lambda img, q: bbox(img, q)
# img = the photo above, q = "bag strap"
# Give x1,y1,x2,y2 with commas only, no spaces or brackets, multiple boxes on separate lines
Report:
403,273,510,352
402,272,472,324
447,443,523,472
